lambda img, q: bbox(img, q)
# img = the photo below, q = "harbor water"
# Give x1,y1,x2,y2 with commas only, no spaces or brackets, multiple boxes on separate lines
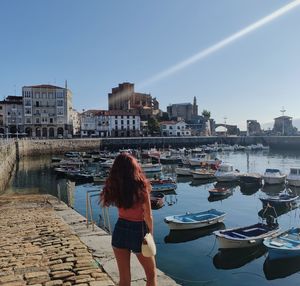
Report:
4,149,300,286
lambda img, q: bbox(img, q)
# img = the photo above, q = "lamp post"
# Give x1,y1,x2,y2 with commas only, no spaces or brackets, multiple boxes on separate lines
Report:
224,116,227,137
280,107,286,136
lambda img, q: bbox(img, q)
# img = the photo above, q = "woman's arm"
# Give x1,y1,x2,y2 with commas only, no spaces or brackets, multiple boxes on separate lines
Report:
143,191,154,235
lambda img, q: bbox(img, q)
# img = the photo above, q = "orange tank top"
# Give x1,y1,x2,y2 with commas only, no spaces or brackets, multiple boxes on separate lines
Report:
118,201,144,222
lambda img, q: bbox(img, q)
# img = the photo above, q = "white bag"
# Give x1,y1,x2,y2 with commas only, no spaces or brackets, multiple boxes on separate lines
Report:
141,233,156,257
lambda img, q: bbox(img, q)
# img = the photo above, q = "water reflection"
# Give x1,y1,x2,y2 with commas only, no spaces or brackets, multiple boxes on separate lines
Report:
258,204,298,219
163,190,178,206
164,222,225,244
239,184,261,196
213,245,267,270
189,178,215,187
208,192,232,202
261,184,285,195
263,256,300,280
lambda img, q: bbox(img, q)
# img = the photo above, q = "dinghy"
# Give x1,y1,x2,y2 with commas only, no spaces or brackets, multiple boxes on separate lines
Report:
164,209,226,230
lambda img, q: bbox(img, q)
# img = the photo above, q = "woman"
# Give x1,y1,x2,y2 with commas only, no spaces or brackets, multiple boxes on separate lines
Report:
101,153,157,286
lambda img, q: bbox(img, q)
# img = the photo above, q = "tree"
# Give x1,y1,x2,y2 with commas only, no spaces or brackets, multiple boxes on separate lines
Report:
147,117,160,135
202,109,211,119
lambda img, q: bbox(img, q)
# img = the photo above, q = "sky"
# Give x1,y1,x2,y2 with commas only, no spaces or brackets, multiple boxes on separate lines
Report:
1,0,300,130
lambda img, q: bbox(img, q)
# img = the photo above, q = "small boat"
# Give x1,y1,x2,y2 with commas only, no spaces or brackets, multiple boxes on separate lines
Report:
209,187,232,196
214,163,240,182
164,209,226,230
141,163,162,173
191,168,215,179
262,169,286,185
150,178,177,192
214,220,280,249
287,167,300,187
263,228,300,260
259,192,299,207
239,173,262,186
175,167,192,176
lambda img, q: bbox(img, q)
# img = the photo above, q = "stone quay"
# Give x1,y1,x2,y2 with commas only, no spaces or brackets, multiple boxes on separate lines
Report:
0,195,178,286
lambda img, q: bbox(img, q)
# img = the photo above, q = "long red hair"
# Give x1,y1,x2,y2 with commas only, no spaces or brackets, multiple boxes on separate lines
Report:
100,153,151,209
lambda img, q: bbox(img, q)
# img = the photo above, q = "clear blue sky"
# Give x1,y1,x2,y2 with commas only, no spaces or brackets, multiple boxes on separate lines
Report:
1,0,300,130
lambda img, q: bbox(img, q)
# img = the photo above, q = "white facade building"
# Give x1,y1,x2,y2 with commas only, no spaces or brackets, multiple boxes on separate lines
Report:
80,110,140,137
160,120,191,136
22,84,73,138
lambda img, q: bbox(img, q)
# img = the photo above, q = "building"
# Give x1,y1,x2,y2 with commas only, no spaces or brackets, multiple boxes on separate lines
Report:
0,96,24,137
71,109,81,137
80,110,110,137
108,110,140,137
22,84,73,138
80,109,140,137
247,120,262,136
160,120,191,136
167,97,198,122
273,116,296,136
108,82,159,120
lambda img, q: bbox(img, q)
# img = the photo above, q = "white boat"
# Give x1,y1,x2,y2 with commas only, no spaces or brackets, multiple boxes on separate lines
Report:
214,163,239,182
191,168,215,179
164,209,226,230
262,169,286,185
175,167,192,176
287,167,300,187
214,222,280,249
141,163,162,173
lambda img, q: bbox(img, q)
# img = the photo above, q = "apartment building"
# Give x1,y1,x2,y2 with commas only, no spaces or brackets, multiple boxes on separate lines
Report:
22,84,73,138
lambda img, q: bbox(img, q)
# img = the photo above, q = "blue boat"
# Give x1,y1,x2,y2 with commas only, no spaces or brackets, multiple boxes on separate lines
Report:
164,209,226,230
263,227,300,260
150,178,177,192
259,192,299,207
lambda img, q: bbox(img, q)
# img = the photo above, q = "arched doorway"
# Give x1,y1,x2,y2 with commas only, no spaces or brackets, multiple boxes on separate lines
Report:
25,127,32,137
49,128,54,138
42,128,47,138
36,127,41,137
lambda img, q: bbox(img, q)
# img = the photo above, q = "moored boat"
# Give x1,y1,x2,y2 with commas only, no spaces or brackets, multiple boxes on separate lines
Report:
239,173,262,186
214,163,239,182
287,167,300,187
141,163,162,173
175,167,192,176
263,227,300,260
214,221,280,249
209,187,232,196
262,169,286,185
259,192,299,207
164,209,226,230
150,178,177,192
191,168,215,179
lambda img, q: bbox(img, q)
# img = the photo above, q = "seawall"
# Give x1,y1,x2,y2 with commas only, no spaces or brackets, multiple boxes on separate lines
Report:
0,140,17,193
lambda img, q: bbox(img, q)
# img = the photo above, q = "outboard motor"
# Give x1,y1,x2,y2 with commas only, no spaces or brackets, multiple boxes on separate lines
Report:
266,215,278,227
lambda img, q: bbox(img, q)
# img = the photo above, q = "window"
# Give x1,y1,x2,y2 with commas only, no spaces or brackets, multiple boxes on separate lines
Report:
127,120,129,125
36,101,39,107
36,118,40,123
50,118,53,123
26,118,31,124
115,120,118,125
133,120,135,125
121,120,124,124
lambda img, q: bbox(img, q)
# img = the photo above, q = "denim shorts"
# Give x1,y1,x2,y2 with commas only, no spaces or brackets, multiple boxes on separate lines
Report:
112,218,148,253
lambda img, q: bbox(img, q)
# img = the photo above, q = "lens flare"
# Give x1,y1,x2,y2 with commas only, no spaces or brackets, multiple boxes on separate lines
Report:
137,0,300,89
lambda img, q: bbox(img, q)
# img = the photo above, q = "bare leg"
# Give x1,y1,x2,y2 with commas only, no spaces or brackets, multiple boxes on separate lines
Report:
113,247,131,286
136,253,157,286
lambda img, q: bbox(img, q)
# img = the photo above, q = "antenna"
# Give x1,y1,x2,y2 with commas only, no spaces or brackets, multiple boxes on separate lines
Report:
280,106,286,116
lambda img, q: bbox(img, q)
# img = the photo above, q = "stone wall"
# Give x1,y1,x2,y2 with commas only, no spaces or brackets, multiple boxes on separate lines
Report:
17,139,101,157
0,140,16,193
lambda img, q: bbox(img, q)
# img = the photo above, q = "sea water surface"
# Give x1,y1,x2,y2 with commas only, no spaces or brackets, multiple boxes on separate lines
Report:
4,149,300,286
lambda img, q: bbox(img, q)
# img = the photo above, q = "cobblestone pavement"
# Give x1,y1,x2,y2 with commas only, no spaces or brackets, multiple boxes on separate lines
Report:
0,195,115,286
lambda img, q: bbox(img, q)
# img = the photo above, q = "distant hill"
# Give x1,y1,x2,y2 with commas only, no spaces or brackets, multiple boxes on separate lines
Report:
261,118,300,131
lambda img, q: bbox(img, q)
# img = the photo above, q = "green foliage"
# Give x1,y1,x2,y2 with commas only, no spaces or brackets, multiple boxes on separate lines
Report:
147,117,160,135
202,109,211,119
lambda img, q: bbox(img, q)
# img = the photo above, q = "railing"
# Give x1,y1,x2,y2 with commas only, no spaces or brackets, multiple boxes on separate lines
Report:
85,189,111,233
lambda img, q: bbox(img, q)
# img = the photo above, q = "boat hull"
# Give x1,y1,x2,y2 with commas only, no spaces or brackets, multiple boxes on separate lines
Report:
214,223,280,249
287,178,300,187
263,176,286,185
